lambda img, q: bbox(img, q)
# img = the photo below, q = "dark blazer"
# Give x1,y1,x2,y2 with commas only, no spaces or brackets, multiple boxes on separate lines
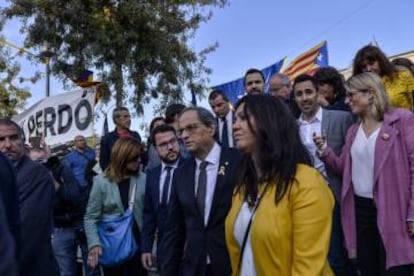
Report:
214,111,235,148
160,147,241,276
322,109,354,202
141,158,186,256
99,129,142,170
0,153,20,258
15,155,56,276
0,199,18,276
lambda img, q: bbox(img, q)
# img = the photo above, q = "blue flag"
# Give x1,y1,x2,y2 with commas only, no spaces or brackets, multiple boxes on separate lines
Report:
211,57,286,105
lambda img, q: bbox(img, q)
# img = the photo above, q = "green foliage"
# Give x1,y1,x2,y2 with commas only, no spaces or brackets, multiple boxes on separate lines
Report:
2,0,227,115
0,19,32,117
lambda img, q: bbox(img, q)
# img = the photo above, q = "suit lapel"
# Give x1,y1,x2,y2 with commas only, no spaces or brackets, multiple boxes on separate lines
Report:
373,119,398,184
207,148,230,227
153,166,162,210
321,109,330,140
186,159,204,220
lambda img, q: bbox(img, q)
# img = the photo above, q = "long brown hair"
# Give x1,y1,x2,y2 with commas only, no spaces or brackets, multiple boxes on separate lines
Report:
105,138,142,182
352,45,396,79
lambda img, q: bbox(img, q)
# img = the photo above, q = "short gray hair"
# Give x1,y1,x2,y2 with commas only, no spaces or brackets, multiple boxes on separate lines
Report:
271,73,291,87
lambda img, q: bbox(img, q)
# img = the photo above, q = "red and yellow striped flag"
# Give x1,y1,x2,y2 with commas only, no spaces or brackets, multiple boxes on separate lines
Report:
283,41,328,80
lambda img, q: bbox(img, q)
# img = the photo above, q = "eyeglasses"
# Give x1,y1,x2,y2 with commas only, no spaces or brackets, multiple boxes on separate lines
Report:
156,137,178,150
345,89,370,99
268,86,285,93
177,123,203,136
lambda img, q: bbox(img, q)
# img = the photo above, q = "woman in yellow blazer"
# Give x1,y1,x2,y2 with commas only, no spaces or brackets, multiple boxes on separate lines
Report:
226,94,334,276
353,45,414,110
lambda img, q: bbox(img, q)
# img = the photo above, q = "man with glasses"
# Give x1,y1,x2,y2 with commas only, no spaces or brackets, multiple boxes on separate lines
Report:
269,73,301,118
268,73,292,101
293,74,355,275
160,107,241,276
99,106,142,170
0,118,56,276
141,124,186,272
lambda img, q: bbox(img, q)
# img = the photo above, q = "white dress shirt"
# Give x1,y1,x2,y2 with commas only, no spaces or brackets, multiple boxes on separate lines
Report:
298,107,327,177
234,202,257,276
351,124,380,198
159,160,179,203
218,111,234,147
195,142,221,225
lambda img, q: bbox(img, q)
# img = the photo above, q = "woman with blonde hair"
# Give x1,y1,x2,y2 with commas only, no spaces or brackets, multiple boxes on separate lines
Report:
314,72,414,275
353,45,414,110
85,137,147,275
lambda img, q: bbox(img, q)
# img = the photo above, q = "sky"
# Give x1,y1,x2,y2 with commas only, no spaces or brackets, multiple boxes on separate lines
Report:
2,0,413,137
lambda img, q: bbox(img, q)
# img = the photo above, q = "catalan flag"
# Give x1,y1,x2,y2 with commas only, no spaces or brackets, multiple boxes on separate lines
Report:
283,41,328,80
74,69,100,88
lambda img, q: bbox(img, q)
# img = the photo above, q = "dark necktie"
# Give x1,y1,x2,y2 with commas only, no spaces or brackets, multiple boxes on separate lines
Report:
161,166,172,207
196,161,208,219
221,118,229,147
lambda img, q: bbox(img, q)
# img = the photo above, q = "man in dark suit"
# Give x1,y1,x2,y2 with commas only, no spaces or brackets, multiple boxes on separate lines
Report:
0,118,56,276
141,124,186,271
208,90,234,148
0,152,19,276
0,152,20,257
100,106,141,170
160,107,241,276
293,74,356,276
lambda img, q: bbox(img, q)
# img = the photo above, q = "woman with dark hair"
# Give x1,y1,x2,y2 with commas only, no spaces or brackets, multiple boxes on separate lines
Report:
85,138,147,275
225,94,334,275
314,66,351,112
314,72,414,275
353,45,414,110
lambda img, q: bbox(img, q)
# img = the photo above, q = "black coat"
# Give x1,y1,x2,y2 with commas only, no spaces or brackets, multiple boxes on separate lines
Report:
141,158,186,258
0,153,20,257
160,147,241,276
99,129,142,171
15,155,57,276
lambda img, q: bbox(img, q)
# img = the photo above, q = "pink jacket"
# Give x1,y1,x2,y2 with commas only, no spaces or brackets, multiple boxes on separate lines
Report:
322,108,414,269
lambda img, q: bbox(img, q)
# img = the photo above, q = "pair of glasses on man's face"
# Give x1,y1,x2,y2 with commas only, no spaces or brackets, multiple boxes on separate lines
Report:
156,137,178,150
177,123,203,136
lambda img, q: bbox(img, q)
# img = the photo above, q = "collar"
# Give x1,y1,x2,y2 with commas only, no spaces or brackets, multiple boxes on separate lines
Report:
161,159,179,171
298,106,322,124
196,142,221,167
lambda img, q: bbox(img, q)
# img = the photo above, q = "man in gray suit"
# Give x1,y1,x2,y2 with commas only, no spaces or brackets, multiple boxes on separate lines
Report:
293,74,356,276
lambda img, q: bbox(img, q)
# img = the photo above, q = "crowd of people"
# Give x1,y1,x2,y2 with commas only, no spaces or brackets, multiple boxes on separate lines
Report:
0,44,413,276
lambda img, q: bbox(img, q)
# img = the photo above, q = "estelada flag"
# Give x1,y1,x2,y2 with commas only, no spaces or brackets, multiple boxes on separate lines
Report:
283,41,328,80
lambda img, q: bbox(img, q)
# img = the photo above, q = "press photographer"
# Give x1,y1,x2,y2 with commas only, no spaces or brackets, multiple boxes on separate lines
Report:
29,147,98,276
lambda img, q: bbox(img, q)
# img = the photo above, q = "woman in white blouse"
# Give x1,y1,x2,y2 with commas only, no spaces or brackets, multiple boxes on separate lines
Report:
314,72,414,275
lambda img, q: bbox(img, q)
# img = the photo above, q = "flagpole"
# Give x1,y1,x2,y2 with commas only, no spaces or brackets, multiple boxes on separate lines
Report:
46,59,50,97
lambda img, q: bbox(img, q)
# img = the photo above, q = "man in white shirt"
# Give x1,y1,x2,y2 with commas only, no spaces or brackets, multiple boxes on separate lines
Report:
293,74,355,276
160,107,241,276
208,90,234,148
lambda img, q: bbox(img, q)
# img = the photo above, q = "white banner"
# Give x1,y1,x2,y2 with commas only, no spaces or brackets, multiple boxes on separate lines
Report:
13,88,96,146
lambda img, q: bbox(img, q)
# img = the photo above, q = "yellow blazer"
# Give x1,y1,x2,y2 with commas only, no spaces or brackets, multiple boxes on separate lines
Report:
225,164,334,276
383,70,414,110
